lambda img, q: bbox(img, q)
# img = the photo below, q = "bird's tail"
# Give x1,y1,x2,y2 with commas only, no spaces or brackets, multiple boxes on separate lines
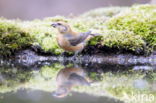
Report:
84,31,102,42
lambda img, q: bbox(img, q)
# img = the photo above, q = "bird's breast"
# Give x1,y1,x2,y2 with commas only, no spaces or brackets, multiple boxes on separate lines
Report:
57,35,84,52
57,35,70,47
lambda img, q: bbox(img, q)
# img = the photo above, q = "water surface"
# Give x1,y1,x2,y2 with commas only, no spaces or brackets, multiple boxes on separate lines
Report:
0,58,156,103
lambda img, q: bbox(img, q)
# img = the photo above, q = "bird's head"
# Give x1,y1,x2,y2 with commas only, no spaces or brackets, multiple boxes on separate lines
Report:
51,22,71,34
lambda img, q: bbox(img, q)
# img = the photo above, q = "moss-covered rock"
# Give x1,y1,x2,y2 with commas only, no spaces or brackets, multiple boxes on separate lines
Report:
85,5,156,54
105,5,156,54
0,5,155,56
0,19,33,56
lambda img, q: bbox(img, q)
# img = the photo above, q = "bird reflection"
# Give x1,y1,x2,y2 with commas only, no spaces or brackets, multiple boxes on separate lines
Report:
52,66,91,98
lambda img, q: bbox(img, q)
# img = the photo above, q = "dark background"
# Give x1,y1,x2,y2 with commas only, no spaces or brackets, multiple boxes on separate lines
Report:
0,0,154,20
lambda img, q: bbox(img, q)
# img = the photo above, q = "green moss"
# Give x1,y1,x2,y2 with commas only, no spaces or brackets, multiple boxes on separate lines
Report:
89,30,145,53
0,5,155,56
105,5,156,53
0,19,33,56
81,4,156,54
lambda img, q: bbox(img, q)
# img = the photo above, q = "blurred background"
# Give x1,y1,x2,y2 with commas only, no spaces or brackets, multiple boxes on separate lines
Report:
0,0,155,20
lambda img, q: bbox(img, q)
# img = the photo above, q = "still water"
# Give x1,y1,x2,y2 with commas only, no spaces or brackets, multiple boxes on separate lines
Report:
0,57,156,103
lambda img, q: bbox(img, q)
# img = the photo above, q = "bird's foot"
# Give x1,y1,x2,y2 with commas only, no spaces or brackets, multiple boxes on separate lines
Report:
71,55,77,61
71,53,83,64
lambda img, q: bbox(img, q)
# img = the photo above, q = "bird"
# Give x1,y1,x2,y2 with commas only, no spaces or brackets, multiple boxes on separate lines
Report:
51,22,100,56
52,67,91,98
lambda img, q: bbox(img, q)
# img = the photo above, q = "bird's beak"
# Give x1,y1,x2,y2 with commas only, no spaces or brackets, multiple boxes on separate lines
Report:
51,23,58,28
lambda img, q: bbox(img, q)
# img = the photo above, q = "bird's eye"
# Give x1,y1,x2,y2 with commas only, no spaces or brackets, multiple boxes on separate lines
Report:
57,23,62,25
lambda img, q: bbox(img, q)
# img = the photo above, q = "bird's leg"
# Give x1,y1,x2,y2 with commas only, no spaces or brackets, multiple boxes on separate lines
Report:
59,52,68,66
61,52,68,57
74,51,79,57
72,51,79,60
72,50,83,64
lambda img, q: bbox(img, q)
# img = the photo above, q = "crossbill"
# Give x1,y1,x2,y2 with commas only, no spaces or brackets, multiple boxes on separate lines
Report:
51,22,100,56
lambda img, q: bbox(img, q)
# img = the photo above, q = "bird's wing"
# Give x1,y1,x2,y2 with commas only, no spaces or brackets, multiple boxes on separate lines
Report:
68,73,90,86
64,31,91,46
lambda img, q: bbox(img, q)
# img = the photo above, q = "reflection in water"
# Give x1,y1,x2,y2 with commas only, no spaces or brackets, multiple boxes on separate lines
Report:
0,58,156,103
133,79,149,90
52,67,91,98
0,89,123,103
0,64,32,93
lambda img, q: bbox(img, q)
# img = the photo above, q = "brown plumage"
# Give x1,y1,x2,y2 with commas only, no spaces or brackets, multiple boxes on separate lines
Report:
51,22,100,55
52,67,90,98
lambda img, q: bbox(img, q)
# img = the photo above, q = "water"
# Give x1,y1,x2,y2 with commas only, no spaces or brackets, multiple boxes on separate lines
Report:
0,89,123,103
0,57,156,103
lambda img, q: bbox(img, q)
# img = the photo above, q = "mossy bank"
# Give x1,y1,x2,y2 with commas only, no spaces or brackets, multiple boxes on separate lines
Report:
0,4,156,56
